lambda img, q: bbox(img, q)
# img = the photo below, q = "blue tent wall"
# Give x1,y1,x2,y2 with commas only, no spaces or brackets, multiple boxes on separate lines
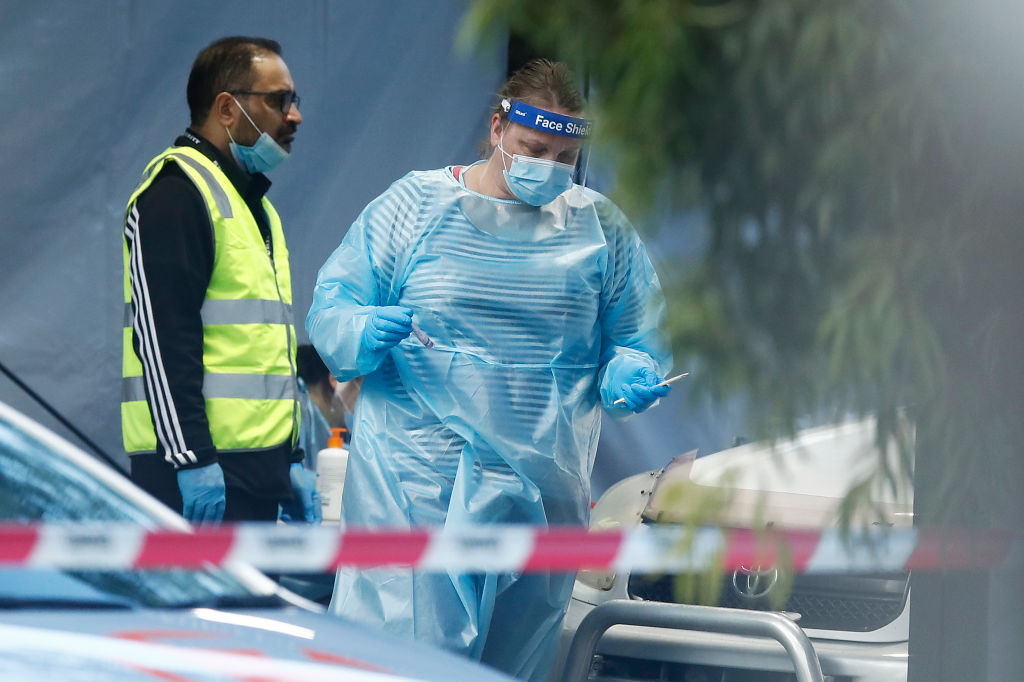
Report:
0,1,742,493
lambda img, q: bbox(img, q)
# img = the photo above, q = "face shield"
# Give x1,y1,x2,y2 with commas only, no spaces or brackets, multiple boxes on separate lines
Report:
500,99,593,190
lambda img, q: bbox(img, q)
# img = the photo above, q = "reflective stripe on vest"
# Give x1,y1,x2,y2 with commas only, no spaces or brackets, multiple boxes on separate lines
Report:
122,374,299,403
122,300,294,327
166,152,234,219
121,146,298,456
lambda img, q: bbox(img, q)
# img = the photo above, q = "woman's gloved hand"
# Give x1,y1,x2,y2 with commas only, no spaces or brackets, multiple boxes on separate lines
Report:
613,367,670,413
601,354,671,415
177,462,226,523
281,462,322,524
361,306,413,353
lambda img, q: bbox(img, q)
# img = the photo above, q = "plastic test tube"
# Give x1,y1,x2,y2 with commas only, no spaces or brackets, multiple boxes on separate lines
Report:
410,321,434,349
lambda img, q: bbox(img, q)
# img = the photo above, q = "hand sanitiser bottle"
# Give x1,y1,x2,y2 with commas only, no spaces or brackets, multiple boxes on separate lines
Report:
316,427,349,522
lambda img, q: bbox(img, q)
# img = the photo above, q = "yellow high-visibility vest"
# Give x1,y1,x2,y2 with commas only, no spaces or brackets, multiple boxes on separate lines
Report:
121,146,298,456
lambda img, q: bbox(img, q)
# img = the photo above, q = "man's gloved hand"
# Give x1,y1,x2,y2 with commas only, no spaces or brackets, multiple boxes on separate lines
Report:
280,462,322,524
602,355,671,415
361,306,413,353
177,462,226,523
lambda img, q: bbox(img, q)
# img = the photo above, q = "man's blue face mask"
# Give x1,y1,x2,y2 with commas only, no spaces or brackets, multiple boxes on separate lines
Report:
226,96,289,174
498,128,575,206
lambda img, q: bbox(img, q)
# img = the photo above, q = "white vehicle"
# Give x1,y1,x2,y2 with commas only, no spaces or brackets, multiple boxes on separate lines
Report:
0,399,514,682
553,417,914,682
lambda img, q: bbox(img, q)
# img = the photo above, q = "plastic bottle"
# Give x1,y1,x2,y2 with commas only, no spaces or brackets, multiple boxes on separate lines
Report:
316,427,349,523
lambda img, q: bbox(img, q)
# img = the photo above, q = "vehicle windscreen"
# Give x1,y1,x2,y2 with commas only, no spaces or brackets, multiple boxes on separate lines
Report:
0,416,264,608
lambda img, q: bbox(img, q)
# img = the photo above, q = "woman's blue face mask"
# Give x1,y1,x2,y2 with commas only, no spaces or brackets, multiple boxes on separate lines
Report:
498,128,575,206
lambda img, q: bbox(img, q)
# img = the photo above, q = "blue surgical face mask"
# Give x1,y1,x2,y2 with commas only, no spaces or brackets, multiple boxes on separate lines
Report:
498,129,575,206
226,96,289,174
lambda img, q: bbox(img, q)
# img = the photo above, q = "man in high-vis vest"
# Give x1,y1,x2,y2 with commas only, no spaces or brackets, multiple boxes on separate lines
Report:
122,36,319,524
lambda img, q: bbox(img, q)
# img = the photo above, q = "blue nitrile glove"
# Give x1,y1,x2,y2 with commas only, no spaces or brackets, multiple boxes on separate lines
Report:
177,462,226,523
280,462,322,524
602,355,671,415
615,367,670,413
361,306,414,353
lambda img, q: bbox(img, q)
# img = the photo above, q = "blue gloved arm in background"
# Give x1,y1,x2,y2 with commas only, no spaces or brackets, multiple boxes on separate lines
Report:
177,461,225,523
280,462,322,524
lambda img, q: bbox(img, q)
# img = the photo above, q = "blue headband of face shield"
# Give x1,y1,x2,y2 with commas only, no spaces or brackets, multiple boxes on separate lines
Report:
503,99,592,138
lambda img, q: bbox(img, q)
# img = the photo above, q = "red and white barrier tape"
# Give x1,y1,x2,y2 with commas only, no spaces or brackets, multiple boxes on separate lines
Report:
0,524,1011,574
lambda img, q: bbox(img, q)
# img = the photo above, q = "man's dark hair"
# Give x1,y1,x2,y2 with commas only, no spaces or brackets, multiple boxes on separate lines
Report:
296,344,331,387
186,36,281,126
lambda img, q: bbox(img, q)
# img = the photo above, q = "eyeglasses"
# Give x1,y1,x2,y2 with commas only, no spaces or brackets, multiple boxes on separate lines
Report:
229,89,301,114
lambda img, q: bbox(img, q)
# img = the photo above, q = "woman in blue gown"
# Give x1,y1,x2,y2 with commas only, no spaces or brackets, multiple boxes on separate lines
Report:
307,59,672,681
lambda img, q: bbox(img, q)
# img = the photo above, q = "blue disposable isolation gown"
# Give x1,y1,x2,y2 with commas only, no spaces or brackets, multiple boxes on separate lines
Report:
307,166,670,681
